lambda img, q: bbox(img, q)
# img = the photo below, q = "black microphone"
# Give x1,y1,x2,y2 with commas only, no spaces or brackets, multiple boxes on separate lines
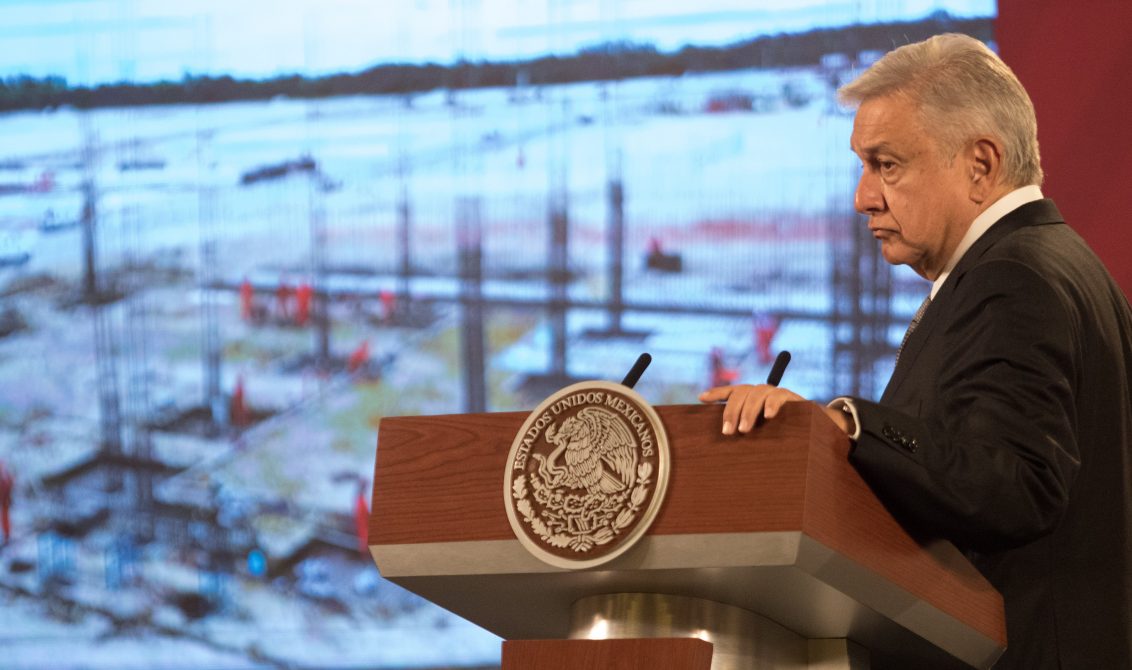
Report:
620,353,652,389
766,350,791,386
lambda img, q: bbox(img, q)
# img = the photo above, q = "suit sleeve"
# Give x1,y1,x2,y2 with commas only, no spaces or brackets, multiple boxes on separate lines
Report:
848,259,1080,553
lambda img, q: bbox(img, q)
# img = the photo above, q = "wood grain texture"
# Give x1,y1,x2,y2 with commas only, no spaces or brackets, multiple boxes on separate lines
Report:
501,638,713,670
370,409,522,544
369,403,815,545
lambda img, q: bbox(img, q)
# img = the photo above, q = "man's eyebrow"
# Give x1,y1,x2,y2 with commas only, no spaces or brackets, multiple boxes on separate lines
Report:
852,142,907,161
854,142,894,156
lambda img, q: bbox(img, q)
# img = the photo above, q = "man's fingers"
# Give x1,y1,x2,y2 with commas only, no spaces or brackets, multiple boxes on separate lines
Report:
764,389,804,419
764,393,786,419
736,393,767,433
698,386,735,403
720,386,753,435
702,384,808,436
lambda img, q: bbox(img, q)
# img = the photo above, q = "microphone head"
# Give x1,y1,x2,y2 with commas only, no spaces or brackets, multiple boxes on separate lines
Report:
766,350,791,386
620,352,652,388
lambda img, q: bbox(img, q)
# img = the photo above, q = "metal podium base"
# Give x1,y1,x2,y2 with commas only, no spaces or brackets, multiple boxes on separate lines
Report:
568,593,870,670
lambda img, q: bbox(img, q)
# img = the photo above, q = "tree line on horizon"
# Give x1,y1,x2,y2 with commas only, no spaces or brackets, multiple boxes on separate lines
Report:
0,13,990,113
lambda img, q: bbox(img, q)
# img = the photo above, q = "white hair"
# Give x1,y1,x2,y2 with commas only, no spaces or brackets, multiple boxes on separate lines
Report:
838,33,1043,187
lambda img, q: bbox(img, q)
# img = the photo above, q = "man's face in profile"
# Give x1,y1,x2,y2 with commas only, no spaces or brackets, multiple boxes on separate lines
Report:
849,93,978,280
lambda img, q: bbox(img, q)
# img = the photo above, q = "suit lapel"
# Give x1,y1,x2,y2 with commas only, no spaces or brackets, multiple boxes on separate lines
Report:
880,199,1064,404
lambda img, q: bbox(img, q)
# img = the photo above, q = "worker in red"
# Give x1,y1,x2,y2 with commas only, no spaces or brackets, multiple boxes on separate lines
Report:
230,374,249,427
753,313,781,366
240,277,254,322
709,347,739,388
275,275,292,322
347,340,370,374
354,479,370,556
379,289,396,323
295,281,312,326
0,461,13,545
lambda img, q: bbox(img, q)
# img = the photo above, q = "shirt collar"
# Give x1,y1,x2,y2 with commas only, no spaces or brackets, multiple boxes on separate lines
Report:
930,185,1044,299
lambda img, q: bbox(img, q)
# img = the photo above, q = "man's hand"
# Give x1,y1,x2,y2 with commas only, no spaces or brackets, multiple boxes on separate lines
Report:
698,384,806,435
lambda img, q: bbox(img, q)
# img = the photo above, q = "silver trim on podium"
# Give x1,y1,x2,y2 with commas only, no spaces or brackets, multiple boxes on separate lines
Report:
569,593,868,670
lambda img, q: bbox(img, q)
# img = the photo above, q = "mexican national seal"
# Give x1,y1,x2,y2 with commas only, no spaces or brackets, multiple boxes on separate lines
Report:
504,380,670,569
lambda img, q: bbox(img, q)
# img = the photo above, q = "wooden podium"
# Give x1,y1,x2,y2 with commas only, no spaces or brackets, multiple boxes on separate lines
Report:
368,402,1005,669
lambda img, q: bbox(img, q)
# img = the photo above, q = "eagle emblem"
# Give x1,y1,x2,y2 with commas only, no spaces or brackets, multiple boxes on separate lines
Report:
504,381,670,569
536,407,638,496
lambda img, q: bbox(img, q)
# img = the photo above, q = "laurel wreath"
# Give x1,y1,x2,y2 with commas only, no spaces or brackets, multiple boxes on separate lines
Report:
512,462,653,553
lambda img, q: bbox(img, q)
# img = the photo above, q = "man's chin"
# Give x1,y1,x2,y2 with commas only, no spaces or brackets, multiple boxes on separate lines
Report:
878,242,908,267
878,245,927,275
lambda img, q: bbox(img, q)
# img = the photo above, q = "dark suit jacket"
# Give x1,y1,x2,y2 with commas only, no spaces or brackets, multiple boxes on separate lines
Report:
848,199,1132,669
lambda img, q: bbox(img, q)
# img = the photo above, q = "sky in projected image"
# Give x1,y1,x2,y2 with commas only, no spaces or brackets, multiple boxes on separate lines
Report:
0,0,994,84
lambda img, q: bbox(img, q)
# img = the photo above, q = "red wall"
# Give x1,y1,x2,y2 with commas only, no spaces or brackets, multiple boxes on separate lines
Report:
997,0,1132,298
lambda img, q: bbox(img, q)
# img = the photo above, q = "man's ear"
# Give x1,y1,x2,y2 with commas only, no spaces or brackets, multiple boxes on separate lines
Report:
969,137,1003,203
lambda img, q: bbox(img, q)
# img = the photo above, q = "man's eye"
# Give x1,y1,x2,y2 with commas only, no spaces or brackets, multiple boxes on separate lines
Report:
878,160,897,172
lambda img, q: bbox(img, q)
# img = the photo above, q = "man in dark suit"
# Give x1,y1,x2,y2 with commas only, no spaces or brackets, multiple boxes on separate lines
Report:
701,34,1132,668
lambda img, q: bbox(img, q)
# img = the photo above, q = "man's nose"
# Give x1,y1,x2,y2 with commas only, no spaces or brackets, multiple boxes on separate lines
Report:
854,170,885,215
